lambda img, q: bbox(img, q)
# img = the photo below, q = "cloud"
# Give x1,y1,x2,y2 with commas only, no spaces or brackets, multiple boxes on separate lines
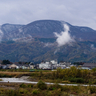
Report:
0,0,96,30
91,44,96,50
0,29,4,42
44,43,54,47
54,24,74,47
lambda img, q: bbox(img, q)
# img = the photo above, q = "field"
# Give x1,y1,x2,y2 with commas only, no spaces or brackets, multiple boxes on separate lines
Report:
0,67,96,95
0,67,96,84
0,81,96,96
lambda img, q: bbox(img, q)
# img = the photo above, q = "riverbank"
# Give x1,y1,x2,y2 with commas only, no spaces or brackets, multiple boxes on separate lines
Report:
0,80,96,96
0,67,96,85
1,77,96,87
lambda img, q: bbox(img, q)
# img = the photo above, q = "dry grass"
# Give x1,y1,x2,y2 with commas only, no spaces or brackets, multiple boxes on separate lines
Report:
0,72,32,77
0,79,2,81
0,82,95,96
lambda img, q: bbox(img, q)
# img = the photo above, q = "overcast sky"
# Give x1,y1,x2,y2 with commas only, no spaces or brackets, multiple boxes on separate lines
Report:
0,0,96,30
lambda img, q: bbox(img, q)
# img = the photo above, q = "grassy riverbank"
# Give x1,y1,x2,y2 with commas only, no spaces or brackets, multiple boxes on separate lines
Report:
0,67,96,95
0,81,96,96
29,67,96,84
0,67,96,84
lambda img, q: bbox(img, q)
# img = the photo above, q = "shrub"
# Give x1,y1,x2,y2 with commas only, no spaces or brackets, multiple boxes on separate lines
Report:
19,89,28,95
6,89,20,96
48,83,62,90
50,89,62,96
92,80,96,84
76,78,84,83
62,85,70,92
89,86,96,94
71,86,80,94
27,84,33,88
92,68,96,72
32,89,40,95
69,78,84,83
19,83,27,88
48,85,56,90
37,80,47,90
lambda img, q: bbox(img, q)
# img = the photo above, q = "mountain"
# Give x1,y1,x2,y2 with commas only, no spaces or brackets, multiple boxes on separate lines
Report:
0,20,96,42
0,24,24,41
0,40,96,63
0,20,96,62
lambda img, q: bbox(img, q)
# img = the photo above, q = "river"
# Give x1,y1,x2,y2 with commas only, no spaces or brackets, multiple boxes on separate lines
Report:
0,78,96,87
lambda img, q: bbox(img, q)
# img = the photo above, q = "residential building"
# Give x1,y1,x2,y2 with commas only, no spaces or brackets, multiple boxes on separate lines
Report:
39,61,52,69
82,63,96,69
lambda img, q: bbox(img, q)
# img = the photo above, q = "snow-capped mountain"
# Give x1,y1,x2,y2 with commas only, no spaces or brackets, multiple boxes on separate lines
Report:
0,20,96,42
0,20,96,62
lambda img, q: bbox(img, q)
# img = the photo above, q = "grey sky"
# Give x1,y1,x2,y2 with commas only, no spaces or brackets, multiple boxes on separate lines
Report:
0,0,96,30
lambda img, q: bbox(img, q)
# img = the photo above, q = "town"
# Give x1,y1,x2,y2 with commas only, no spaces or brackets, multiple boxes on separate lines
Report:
0,60,96,70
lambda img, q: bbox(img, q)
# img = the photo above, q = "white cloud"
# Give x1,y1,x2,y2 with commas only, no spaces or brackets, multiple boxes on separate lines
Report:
91,44,96,50
54,24,74,47
0,29,4,42
0,0,96,29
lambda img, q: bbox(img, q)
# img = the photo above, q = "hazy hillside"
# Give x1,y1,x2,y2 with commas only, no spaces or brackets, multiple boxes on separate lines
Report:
0,20,96,62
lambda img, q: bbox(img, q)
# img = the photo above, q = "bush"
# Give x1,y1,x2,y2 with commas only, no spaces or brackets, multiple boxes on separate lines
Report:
92,80,96,84
32,89,40,95
6,90,20,96
19,89,28,95
62,85,70,92
27,84,33,88
76,78,84,83
89,86,96,94
37,80,47,90
19,83,27,88
48,83,62,90
50,89,62,96
69,78,84,83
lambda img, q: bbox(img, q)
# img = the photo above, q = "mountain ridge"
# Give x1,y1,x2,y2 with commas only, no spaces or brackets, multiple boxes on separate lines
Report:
0,20,96,42
0,20,96,62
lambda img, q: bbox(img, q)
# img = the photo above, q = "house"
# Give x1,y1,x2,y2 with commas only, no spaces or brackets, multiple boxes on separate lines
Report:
0,64,2,69
39,61,52,69
22,64,30,69
59,61,71,67
0,60,2,64
29,62,34,69
82,63,96,69
80,67,91,70
8,64,18,69
50,60,58,64
39,60,71,70
50,60,58,69
15,64,29,69
1,65,7,69
35,64,39,69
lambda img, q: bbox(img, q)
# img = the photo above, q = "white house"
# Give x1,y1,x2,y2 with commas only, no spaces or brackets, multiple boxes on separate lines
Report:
39,60,71,70
29,62,34,69
39,61,52,69
59,61,71,67
50,60,58,64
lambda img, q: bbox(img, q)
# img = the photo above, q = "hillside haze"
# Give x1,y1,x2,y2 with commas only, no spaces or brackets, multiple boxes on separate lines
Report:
0,20,96,62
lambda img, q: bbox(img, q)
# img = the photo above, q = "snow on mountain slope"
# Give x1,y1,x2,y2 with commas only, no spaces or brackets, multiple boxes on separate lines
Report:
0,20,96,42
